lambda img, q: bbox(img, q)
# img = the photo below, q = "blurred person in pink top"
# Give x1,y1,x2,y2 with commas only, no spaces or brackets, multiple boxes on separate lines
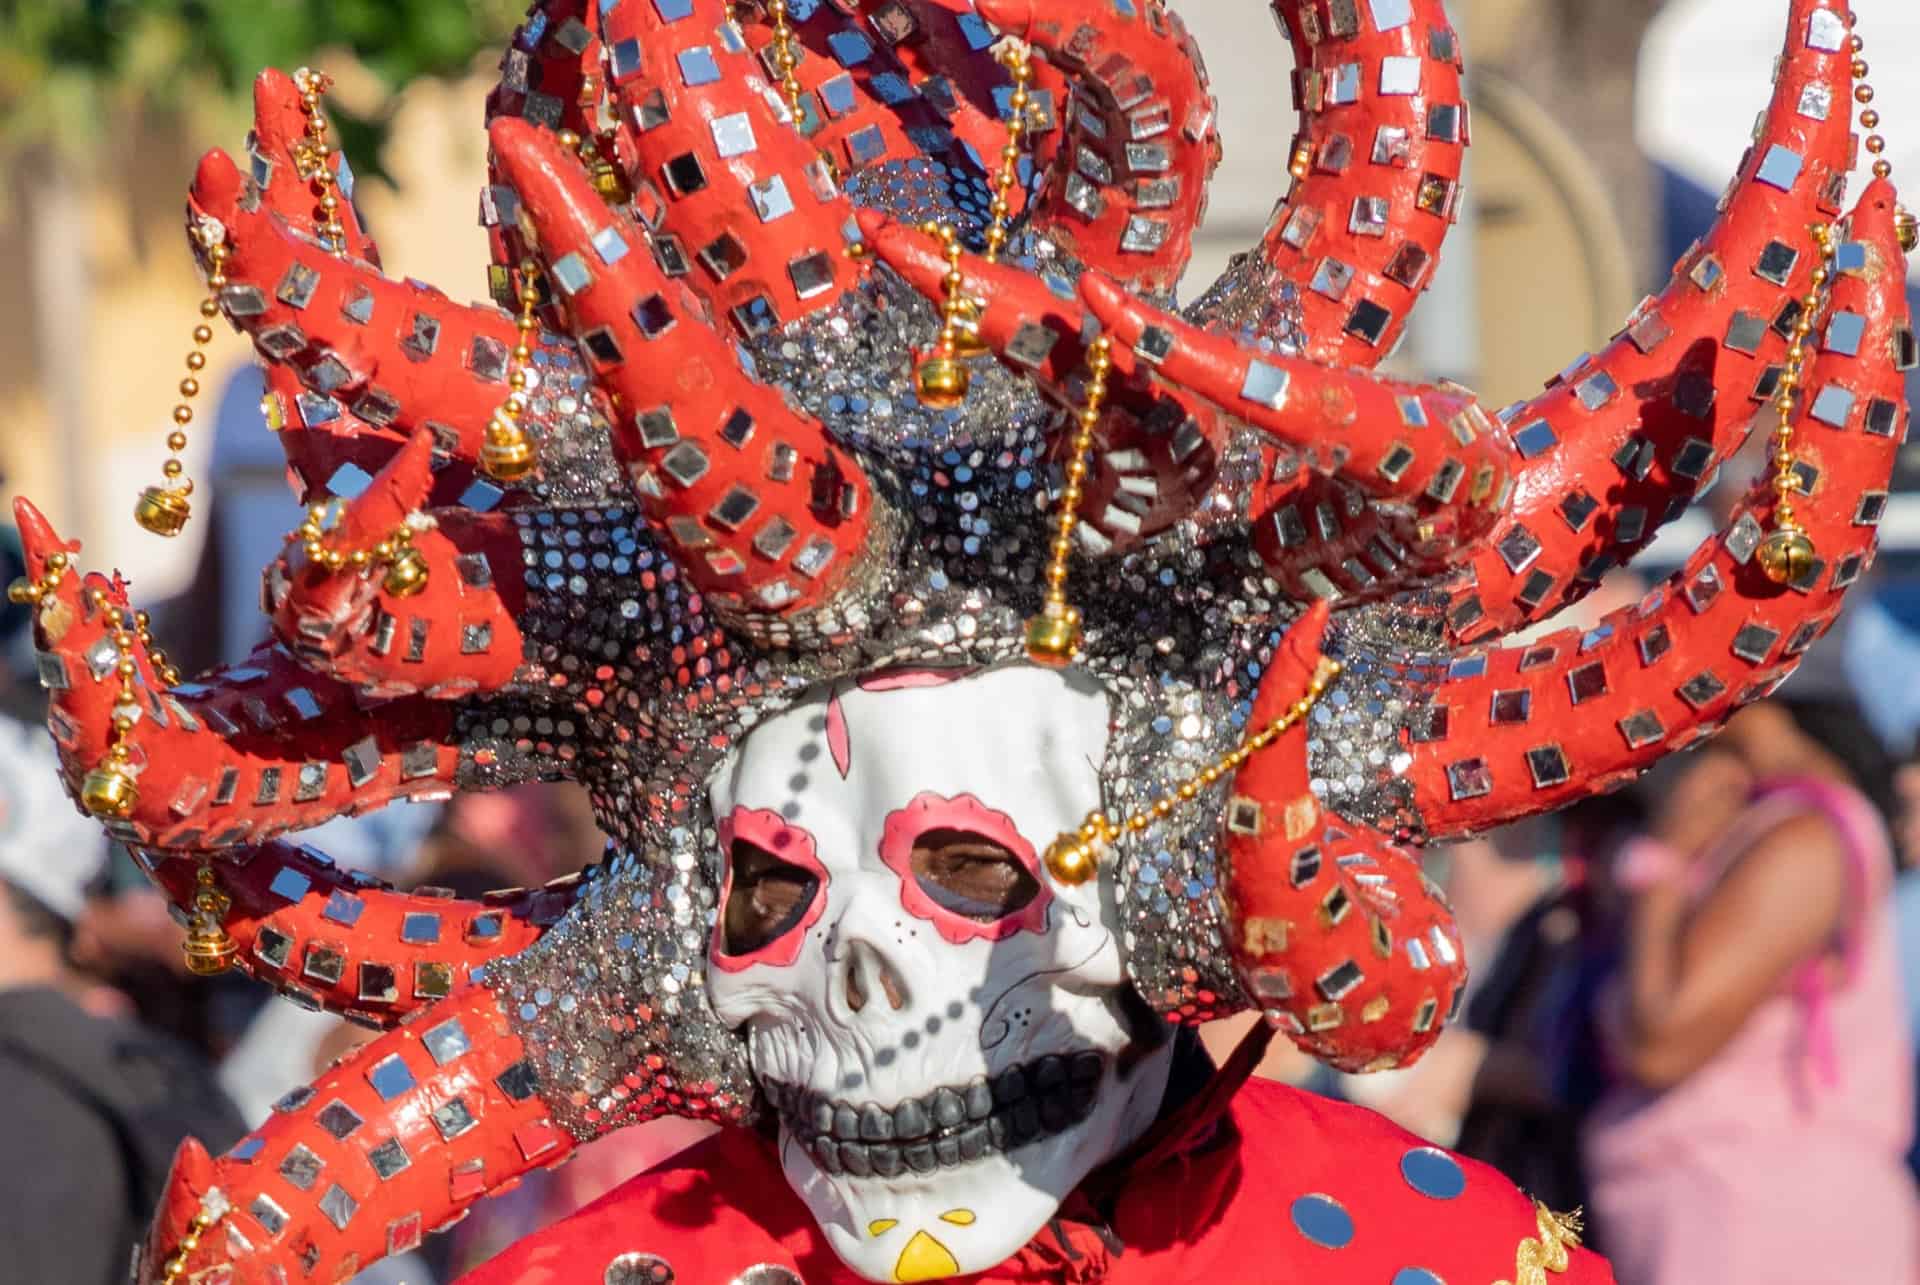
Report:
1585,694,1919,1282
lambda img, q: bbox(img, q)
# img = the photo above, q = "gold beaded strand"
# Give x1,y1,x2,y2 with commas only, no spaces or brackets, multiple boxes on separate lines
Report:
1043,654,1345,884
912,224,976,409
133,232,229,538
77,595,147,819
133,609,182,688
983,40,1035,264
1023,336,1114,669
1757,222,1835,585
766,0,806,122
1849,27,1916,250
293,68,349,256
157,1207,222,1283
289,505,430,598
937,38,1039,361
5,550,69,609
480,261,544,482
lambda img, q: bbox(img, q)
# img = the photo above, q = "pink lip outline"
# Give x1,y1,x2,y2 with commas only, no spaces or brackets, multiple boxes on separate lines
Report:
878,792,1053,944
710,807,830,973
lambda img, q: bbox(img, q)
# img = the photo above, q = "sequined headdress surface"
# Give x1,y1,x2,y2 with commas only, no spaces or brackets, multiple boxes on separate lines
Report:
10,2,1915,1274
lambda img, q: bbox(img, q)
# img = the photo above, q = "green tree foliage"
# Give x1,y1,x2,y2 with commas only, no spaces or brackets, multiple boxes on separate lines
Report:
0,0,522,173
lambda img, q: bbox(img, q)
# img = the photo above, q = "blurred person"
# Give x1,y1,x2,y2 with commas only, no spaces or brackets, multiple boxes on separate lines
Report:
0,715,246,1285
1582,695,1918,1283
1894,761,1920,1184
1443,794,1649,1231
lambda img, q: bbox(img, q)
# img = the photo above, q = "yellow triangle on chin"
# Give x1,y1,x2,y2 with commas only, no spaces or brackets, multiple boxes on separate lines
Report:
893,1230,961,1282
868,1219,899,1237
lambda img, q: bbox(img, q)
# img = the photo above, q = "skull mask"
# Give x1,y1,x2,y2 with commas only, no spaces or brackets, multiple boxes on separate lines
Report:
707,664,1176,1283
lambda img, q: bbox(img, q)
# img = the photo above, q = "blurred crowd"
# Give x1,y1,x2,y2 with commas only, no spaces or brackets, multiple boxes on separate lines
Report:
4,512,1920,1283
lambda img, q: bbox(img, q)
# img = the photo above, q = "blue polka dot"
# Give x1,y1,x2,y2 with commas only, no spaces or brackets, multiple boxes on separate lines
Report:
1290,1193,1355,1249
1392,1269,1446,1285
1400,1146,1467,1200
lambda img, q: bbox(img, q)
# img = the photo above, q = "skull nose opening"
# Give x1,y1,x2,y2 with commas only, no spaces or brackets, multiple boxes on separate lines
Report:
843,940,910,1014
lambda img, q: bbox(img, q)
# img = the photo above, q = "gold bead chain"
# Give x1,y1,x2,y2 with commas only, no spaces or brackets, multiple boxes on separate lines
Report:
904,46,1040,404
1288,138,1313,183
133,232,229,539
1043,654,1346,885
912,224,978,409
158,1207,222,1283
480,261,544,482
1849,27,1916,250
6,549,68,608
984,40,1035,264
10,560,181,816
134,608,182,688
78,592,148,819
945,39,1035,357
1757,223,1834,585
290,506,431,599
293,69,349,256
1023,337,1113,669
767,0,806,122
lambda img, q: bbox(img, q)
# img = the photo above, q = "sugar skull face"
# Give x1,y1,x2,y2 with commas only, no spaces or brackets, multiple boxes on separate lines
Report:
706,665,1175,1283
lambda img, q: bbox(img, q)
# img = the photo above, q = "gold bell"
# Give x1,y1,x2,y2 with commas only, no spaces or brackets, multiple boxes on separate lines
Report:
1024,606,1083,669
948,298,991,359
481,422,540,482
80,760,139,819
382,545,431,598
6,577,38,606
915,351,971,411
1044,833,1100,886
1897,204,1918,254
1757,525,1817,585
181,866,237,977
134,485,193,538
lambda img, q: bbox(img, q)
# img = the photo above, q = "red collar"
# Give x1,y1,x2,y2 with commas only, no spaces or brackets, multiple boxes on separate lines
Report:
994,1023,1277,1283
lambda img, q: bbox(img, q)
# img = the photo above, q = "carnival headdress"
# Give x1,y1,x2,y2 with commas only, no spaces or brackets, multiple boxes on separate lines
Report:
8,1,1911,1277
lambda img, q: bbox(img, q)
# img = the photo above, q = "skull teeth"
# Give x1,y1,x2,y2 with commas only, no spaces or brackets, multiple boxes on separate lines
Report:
763,1051,1106,1178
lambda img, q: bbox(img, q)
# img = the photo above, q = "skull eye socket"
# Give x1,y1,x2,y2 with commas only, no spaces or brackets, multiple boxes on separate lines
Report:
910,829,1042,924
723,838,823,956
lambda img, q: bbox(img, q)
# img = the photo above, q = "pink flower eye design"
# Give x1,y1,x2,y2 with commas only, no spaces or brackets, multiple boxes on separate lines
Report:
712,809,828,970
880,793,1052,944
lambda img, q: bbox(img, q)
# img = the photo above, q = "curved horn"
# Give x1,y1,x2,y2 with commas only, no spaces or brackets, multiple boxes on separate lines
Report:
138,841,558,1021
15,498,465,850
490,118,874,615
1077,0,1854,615
1446,0,1856,639
1189,0,1470,367
1408,178,1909,839
190,144,523,498
147,986,572,1284
595,0,861,334
1223,601,1468,1071
266,431,530,698
974,0,1218,300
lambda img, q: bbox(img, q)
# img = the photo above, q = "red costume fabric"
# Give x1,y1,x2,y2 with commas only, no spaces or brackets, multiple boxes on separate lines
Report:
461,1076,1611,1285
